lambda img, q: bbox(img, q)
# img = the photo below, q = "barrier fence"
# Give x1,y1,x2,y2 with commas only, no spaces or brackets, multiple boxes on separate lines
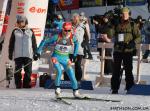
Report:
95,42,150,87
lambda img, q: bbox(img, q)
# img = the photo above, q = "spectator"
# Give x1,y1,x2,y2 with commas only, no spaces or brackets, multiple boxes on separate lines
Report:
53,14,64,32
135,15,145,43
97,13,114,75
111,7,141,94
71,13,86,81
8,15,39,89
142,17,150,62
80,12,93,59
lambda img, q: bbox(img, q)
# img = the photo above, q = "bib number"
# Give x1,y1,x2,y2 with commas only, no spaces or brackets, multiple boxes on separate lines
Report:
55,44,71,53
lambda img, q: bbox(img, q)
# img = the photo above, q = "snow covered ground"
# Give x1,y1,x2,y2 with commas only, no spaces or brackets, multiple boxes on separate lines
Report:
0,52,150,111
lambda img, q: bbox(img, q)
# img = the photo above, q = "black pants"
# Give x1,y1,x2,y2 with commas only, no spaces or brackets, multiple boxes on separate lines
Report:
14,57,32,88
143,50,150,59
111,52,134,91
64,54,83,81
82,40,92,58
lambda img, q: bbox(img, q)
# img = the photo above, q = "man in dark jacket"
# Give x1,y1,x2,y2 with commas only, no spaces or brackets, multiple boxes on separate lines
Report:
111,7,141,94
98,13,114,75
8,15,39,89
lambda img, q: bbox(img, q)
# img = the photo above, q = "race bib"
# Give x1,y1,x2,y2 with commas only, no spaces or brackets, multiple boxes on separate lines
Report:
118,33,124,42
55,44,71,53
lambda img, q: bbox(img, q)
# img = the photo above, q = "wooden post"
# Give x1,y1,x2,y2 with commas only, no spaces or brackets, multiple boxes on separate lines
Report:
95,43,106,87
100,43,105,77
136,44,142,84
82,59,89,80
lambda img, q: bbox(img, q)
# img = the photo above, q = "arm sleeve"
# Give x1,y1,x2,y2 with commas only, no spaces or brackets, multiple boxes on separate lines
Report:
31,29,38,54
37,34,58,54
133,23,141,44
85,23,91,40
8,29,15,57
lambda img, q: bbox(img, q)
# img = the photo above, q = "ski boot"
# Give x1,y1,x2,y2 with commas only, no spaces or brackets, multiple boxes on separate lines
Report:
73,90,84,99
55,88,61,98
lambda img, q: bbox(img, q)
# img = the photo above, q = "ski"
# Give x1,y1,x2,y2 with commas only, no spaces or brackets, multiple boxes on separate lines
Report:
61,96,121,102
52,98,72,105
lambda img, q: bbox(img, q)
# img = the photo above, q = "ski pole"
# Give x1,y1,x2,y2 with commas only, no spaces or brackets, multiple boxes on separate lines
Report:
0,59,35,84
14,59,34,74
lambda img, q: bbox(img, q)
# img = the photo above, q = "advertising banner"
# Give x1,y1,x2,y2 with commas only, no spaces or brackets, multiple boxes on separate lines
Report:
80,0,103,7
0,0,48,86
0,0,8,36
126,0,147,6
59,0,79,10
16,0,48,45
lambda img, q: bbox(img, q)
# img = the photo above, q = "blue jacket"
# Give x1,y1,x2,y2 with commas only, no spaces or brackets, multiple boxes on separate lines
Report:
38,33,79,57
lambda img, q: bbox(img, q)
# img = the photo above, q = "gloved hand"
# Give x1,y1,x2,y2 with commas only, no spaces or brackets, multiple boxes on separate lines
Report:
125,41,137,56
8,54,13,60
125,41,136,49
33,53,40,61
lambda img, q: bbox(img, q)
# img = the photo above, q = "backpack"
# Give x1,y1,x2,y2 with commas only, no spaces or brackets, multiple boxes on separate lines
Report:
39,73,51,87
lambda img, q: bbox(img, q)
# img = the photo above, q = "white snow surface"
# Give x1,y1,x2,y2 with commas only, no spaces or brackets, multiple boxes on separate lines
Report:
0,52,150,111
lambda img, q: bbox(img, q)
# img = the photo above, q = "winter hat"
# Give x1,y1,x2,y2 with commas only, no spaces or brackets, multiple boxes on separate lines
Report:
16,15,28,24
121,7,130,13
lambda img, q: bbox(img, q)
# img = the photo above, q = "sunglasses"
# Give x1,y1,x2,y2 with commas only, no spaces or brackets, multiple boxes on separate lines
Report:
64,30,71,32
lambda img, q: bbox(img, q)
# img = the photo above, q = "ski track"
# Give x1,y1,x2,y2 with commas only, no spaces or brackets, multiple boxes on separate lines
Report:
0,89,150,111
0,53,150,111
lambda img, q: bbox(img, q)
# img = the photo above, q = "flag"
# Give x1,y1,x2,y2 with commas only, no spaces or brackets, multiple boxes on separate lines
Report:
59,0,79,10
